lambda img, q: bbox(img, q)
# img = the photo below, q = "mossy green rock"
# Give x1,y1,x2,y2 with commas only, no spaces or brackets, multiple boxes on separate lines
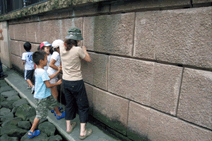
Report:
38,122,56,136
15,104,36,120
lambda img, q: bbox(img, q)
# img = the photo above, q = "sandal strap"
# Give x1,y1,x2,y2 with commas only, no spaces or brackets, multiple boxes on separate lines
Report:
28,131,33,134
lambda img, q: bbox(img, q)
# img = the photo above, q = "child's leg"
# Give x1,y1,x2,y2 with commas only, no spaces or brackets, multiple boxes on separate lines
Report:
28,117,40,135
51,86,58,100
26,79,34,88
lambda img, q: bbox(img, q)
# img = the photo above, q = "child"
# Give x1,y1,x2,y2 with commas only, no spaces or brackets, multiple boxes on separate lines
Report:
22,42,35,94
40,41,52,71
47,39,63,115
27,51,64,138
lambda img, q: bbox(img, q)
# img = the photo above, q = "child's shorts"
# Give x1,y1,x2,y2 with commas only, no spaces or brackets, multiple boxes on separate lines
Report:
24,70,34,80
49,77,58,84
34,95,58,119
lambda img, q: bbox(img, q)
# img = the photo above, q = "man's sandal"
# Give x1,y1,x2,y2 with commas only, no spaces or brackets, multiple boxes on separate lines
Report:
27,130,40,138
67,122,77,133
79,129,92,140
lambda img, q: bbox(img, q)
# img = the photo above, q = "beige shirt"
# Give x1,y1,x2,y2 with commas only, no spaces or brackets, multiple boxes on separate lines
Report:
60,42,86,81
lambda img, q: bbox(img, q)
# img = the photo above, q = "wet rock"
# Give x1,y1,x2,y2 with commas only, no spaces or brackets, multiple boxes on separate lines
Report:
2,117,22,127
18,121,31,130
0,112,14,122
21,132,49,141
38,122,56,136
0,107,11,116
0,95,6,101
48,135,63,141
1,90,18,98
0,134,19,141
7,95,20,101
0,85,13,93
0,125,27,137
1,100,14,109
13,98,28,107
15,104,36,120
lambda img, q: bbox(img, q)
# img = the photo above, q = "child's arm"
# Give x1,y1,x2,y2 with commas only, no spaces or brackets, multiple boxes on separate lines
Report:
22,61,26,65
49,66,61,79
44,79,62,88
49,59,58,70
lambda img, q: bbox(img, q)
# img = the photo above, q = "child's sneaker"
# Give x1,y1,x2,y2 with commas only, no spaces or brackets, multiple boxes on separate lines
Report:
27,86,31,89
31,86,35,94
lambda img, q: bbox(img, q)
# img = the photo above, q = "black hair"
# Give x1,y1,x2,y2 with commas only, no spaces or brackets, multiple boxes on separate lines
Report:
32,51,47,65
23,42,31,51
64,39,78,51
37,45,40,51
49,46,54,55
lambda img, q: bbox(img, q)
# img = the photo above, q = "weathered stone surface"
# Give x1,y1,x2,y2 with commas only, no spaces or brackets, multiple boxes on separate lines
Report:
10,54,24,71
0,108,11,116
108,56,154,105
9,24,15,39
81,53,95,84
177,68,212,130
15,104,36,120
2,117,22,127
111,0,191,12
48,135,63,141
127,102,150,141
0,125,27,137
93,87,129,135
0,112,14,122
18,121,31,130
154,7,212,69
1,90,18,98
93,53,108,90
1,100,14,109
0,80,8,88
1,95,6,101
83,17,95,50
26,22,38,42
0,85,13,93
84,13,135,56
13,98,28,108
7,95,20,101
13,24,26,41
150,63,182,115
38,122,56,136
21,132,48,141
148,109,212,141
10,40,21,56
0,134,18,141
193,0,212,6
85,83,93,115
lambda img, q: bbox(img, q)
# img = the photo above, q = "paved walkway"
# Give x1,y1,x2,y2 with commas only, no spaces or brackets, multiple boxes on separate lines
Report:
3,68,119,141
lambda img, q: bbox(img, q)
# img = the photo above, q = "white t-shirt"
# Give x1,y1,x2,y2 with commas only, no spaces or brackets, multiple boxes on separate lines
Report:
44,54,52,71
47,52,60,75
22,51,34,70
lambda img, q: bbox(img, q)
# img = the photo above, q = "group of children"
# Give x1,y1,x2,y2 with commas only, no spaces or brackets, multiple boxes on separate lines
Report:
21,40,65,138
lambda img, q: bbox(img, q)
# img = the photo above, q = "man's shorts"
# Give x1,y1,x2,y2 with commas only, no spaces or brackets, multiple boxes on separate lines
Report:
34,95,58,119
24,70,34,80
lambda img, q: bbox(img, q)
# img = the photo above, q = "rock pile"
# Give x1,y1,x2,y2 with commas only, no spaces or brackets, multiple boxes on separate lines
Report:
0,80,64,141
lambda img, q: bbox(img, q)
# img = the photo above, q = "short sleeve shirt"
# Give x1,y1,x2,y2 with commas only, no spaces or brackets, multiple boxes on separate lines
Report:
47,52,61,75
34,68,51,99
60,42,86,81
22,52,34,70
44,54,52,71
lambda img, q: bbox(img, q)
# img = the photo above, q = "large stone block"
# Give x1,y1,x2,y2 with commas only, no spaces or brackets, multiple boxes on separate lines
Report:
62,18,83,41
83,17,95,50
84,13,135,56
108,56,154,106
93,87,129,135
26,22,38,42
111,0,191,13
177,68,212,130
127,102,150,141
85,83,93,115
193,0,212,6
154,7,212,69
148,109,212,141
93,53,108,90
9,24,14,39
13,23,26,41
10,40,21,56
150,63,183,116
81,52,95,84
10,54,24,71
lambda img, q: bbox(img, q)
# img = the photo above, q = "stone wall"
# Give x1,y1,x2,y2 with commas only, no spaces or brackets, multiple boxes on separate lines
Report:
2,0,212,140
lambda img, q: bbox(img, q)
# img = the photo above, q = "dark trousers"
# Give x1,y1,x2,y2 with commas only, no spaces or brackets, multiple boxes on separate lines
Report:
0,60,3,77
63,79,89,123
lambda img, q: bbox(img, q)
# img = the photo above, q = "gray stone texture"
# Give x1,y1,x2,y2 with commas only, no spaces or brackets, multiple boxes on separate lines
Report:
13,98,28,108
0,112,14,122
15,104,36,120
7,95,20,101
154,7,212,69
0,108,11,116
0,125,27,137
38,122,56,136
48,135,63,141
193,0,212,5
0,134,18,141
83,17,95,50
21,132,48,141
1,100,14,109
10,40,21,56
26,22,38,42
0,85,13,93
108,56,154,106
177,68,212,130
9,24,15,39
93,87,129,135
1,90,18,98
85,83,93,115
83,13,135,56
127,102,150,141
2,117,22,127
111,0,191,13
11,54,24,71
18,121,31,130
12,23,26,41
148,109,212,141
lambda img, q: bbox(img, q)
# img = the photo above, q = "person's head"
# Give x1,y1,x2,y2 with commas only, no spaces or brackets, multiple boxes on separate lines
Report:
37,45,40,51
40,41,51,55
52,39,64,54
32,51,47,66
64,27,83,51
23,42,31,51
